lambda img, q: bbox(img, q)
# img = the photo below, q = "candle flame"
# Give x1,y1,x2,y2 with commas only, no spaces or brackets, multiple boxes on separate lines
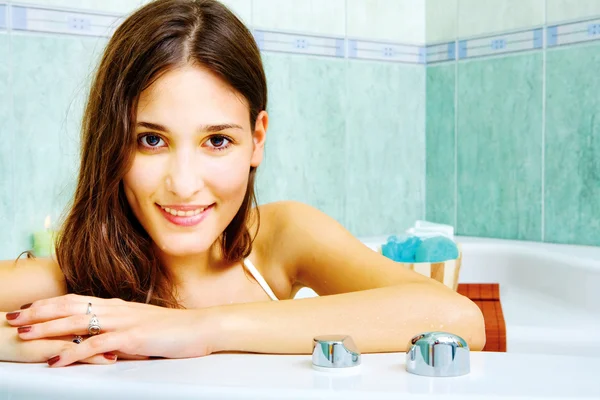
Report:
44,215,51,230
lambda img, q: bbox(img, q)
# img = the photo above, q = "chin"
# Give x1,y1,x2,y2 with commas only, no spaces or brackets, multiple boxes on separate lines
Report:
155,233,217,256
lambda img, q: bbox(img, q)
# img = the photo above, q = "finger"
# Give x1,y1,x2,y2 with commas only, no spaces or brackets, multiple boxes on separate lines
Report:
11,334,118,365
22,294,94,310
17,313,119,339
7,302,110,326
78,353,118,365
24,294,126,310
113,352,150,361
48,332,125,368
14,336,78,363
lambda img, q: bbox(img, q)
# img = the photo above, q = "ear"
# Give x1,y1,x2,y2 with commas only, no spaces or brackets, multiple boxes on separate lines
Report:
250,110,268,167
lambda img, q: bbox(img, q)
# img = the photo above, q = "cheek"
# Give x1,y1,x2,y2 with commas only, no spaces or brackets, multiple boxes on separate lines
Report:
204,155,251,197
123,156,164,205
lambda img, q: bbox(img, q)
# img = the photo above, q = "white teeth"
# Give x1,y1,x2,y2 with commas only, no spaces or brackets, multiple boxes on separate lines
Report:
160,205,206,217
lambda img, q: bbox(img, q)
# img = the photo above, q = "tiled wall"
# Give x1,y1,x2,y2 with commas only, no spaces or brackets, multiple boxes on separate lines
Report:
0,0,427,259
2,0,598,261
425,0,600,247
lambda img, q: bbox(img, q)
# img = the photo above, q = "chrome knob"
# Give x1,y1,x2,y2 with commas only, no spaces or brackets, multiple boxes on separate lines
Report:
405,332,470,377
312,335,361,371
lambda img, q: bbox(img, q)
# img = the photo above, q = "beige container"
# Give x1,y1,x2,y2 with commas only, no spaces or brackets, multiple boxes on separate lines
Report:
379,244,462,291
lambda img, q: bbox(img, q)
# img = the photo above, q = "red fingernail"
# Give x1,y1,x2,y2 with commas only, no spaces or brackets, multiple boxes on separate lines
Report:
18,326,32,334
104,352,117,361
20,303,32,309
5,312,20,320
47,355,60,366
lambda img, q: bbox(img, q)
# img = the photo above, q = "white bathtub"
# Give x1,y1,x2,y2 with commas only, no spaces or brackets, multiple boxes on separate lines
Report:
296,235,600,358
2,235,600,399
454,236,600,357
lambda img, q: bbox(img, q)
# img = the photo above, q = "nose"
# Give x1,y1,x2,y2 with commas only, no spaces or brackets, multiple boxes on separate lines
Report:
165,149,204,199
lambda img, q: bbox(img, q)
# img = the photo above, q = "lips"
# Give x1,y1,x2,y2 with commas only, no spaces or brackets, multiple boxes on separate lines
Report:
159,205,207,217
156,203,214,227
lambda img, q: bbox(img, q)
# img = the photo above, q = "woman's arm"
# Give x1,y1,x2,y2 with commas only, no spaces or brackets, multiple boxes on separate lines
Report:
211,201,485,354
0,257,67,312
5,201,485,366
212,282,484,354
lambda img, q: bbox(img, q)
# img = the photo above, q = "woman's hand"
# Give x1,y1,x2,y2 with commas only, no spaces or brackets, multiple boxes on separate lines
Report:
0,312,117,365
4,295,218,367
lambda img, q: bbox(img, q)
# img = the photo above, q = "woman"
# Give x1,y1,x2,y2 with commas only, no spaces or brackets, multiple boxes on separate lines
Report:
0,0,485,367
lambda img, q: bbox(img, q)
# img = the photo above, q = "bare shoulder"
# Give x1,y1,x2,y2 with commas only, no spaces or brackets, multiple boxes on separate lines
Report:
255,200,439,296
247,201,302,296
253,200,319,250
0,255,67,312
255,200,327,229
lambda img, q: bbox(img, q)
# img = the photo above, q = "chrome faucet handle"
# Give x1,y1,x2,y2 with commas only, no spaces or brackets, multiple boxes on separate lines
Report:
312,335,361,371
405,331,470,377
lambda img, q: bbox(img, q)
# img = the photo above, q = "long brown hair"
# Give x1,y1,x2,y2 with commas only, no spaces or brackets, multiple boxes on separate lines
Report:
55,0,267,307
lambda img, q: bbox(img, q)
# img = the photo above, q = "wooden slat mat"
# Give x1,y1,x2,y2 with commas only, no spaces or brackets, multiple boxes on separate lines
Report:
457,283,506,352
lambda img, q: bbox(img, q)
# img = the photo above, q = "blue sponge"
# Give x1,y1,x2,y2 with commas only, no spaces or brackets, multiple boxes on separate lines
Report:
414,236,459,263
381,235,422,263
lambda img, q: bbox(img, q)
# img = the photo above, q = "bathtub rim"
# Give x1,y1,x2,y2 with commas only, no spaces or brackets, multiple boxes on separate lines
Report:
359,234,600,272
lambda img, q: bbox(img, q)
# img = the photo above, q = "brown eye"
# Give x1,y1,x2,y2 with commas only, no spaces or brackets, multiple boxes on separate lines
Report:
206,135,231,150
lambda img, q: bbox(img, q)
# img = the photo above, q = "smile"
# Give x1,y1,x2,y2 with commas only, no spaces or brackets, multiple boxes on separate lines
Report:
156,203,214,227
160,205,206,217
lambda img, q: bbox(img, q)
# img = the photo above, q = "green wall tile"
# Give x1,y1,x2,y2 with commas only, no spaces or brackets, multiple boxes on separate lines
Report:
345,61,425,237
10,34,107,255
457,54,543,241
426,63,456,227
545,44,600,246
257,53,347,224
0,34,14,260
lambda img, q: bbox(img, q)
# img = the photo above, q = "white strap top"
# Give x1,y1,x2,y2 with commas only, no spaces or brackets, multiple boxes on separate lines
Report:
243,258,279,301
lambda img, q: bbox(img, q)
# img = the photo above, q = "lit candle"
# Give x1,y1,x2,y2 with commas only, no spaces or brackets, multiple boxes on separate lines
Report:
32,215,56,258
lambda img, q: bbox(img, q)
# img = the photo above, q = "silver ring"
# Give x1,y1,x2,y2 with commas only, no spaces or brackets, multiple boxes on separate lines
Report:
88,314,101,335
73,335,84,344
86,302,92,315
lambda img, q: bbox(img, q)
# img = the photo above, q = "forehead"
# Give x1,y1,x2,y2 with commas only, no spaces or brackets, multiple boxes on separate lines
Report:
136,65,250,127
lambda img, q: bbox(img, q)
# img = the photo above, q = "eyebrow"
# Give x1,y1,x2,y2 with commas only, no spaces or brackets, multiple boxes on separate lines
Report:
136,121,244,133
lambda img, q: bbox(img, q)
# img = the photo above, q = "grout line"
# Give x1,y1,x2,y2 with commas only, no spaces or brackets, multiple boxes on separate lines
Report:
344,0,349,227
7,0,16,256
342,0,351,228
344,0,348,58
344,0,347,39
423,0,427,221
423,66,427,221
454,1,459,231
541,0,547,242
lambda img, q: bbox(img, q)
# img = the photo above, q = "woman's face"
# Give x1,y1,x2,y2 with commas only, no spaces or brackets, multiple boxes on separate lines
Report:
123,65,266,257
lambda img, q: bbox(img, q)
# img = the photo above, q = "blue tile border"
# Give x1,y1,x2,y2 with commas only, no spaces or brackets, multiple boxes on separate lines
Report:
8,4,122,38
547,26,558,47
431,21,600,63
546,16,600,48
253,29,345,58
0,4,6,31
2,3,600,62
533,28,543,48
458,40,467,59
426,41,456,64
456,28,543,60
347,38,425,64
11,6,27,31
